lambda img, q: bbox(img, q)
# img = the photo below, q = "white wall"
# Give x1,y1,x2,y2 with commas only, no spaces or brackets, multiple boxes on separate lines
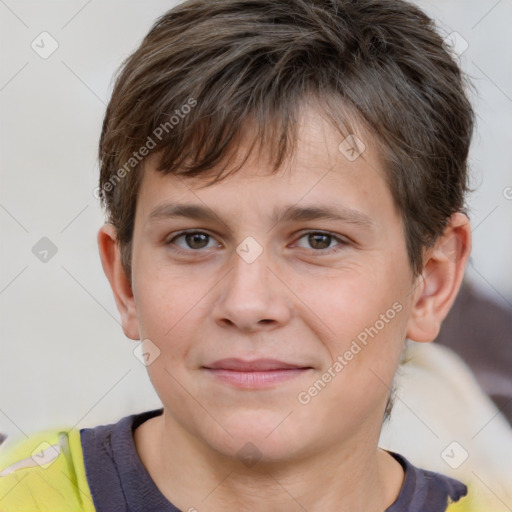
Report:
1,0,511,443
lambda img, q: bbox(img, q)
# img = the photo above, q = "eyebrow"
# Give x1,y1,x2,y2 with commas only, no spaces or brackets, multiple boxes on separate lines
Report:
148,202,373,228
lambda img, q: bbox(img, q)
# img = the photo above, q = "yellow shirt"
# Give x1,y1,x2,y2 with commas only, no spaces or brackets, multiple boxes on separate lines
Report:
0,428,94,512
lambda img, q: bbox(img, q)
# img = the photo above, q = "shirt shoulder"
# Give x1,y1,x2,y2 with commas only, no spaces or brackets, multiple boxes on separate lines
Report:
79,408,180,512
386,451,471,512
0,427,95,512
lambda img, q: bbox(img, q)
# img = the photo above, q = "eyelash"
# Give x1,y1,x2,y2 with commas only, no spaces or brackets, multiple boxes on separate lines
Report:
165,230,349,255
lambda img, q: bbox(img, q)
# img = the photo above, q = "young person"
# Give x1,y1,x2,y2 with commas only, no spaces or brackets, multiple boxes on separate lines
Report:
0,0,478,510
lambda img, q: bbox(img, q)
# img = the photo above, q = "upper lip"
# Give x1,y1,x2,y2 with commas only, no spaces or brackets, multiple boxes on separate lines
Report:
204,358,311,371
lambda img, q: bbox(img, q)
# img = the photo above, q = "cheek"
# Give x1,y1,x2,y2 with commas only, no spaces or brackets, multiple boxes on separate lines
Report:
309,265,409,384
132,252,209,340
301,292,408,434
301,264,404,337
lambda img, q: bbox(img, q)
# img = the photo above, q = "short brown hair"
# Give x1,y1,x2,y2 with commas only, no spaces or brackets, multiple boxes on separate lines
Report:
98,0,475,279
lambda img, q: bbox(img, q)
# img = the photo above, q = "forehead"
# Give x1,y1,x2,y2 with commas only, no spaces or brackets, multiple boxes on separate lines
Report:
136,106,395,225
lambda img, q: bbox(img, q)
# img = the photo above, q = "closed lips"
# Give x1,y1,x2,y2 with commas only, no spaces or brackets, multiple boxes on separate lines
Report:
204,359,312,371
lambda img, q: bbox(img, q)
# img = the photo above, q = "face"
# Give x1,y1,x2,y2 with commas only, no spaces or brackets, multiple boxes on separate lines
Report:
128,107,418,463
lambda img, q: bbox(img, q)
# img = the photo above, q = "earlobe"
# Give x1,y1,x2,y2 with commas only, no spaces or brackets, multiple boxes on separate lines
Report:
97,224,140,340
406,213,472,343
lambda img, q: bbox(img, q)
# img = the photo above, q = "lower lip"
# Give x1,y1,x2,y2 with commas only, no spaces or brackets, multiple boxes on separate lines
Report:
205,368,311,389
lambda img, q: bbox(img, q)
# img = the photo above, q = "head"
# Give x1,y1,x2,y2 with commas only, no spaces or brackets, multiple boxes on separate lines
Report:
98,0,474,464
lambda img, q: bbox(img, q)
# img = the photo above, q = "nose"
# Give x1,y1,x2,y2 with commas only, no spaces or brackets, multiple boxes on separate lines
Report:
213,245,291,333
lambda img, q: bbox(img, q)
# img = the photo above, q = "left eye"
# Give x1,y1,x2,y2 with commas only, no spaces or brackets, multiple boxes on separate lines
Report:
294,232,347,252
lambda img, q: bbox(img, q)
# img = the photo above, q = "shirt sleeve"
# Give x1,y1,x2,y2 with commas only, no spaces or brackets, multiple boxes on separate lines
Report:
0,428,95,512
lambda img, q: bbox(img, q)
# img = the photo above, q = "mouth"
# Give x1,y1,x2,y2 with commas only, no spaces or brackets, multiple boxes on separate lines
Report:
202,358,313,389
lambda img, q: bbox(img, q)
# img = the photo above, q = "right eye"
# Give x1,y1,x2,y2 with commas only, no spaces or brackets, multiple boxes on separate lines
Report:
166,230,221,252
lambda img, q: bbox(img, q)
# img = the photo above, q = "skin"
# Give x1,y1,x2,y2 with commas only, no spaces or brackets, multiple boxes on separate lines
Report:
98,105,471,512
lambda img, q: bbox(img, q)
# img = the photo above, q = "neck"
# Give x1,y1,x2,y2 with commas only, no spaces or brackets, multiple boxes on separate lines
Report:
134,412,404,512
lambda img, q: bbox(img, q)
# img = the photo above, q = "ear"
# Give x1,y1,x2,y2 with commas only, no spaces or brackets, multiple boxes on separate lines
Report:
97,224,140,340
406,212,472,343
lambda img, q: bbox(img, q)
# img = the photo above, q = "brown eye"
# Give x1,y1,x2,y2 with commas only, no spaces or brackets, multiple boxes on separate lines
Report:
184,232,210,249
308,233,332,250
294,231,348,253
168,231,218,251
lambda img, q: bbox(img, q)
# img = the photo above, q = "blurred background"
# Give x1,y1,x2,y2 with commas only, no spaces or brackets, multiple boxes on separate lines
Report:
0,0,511,502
